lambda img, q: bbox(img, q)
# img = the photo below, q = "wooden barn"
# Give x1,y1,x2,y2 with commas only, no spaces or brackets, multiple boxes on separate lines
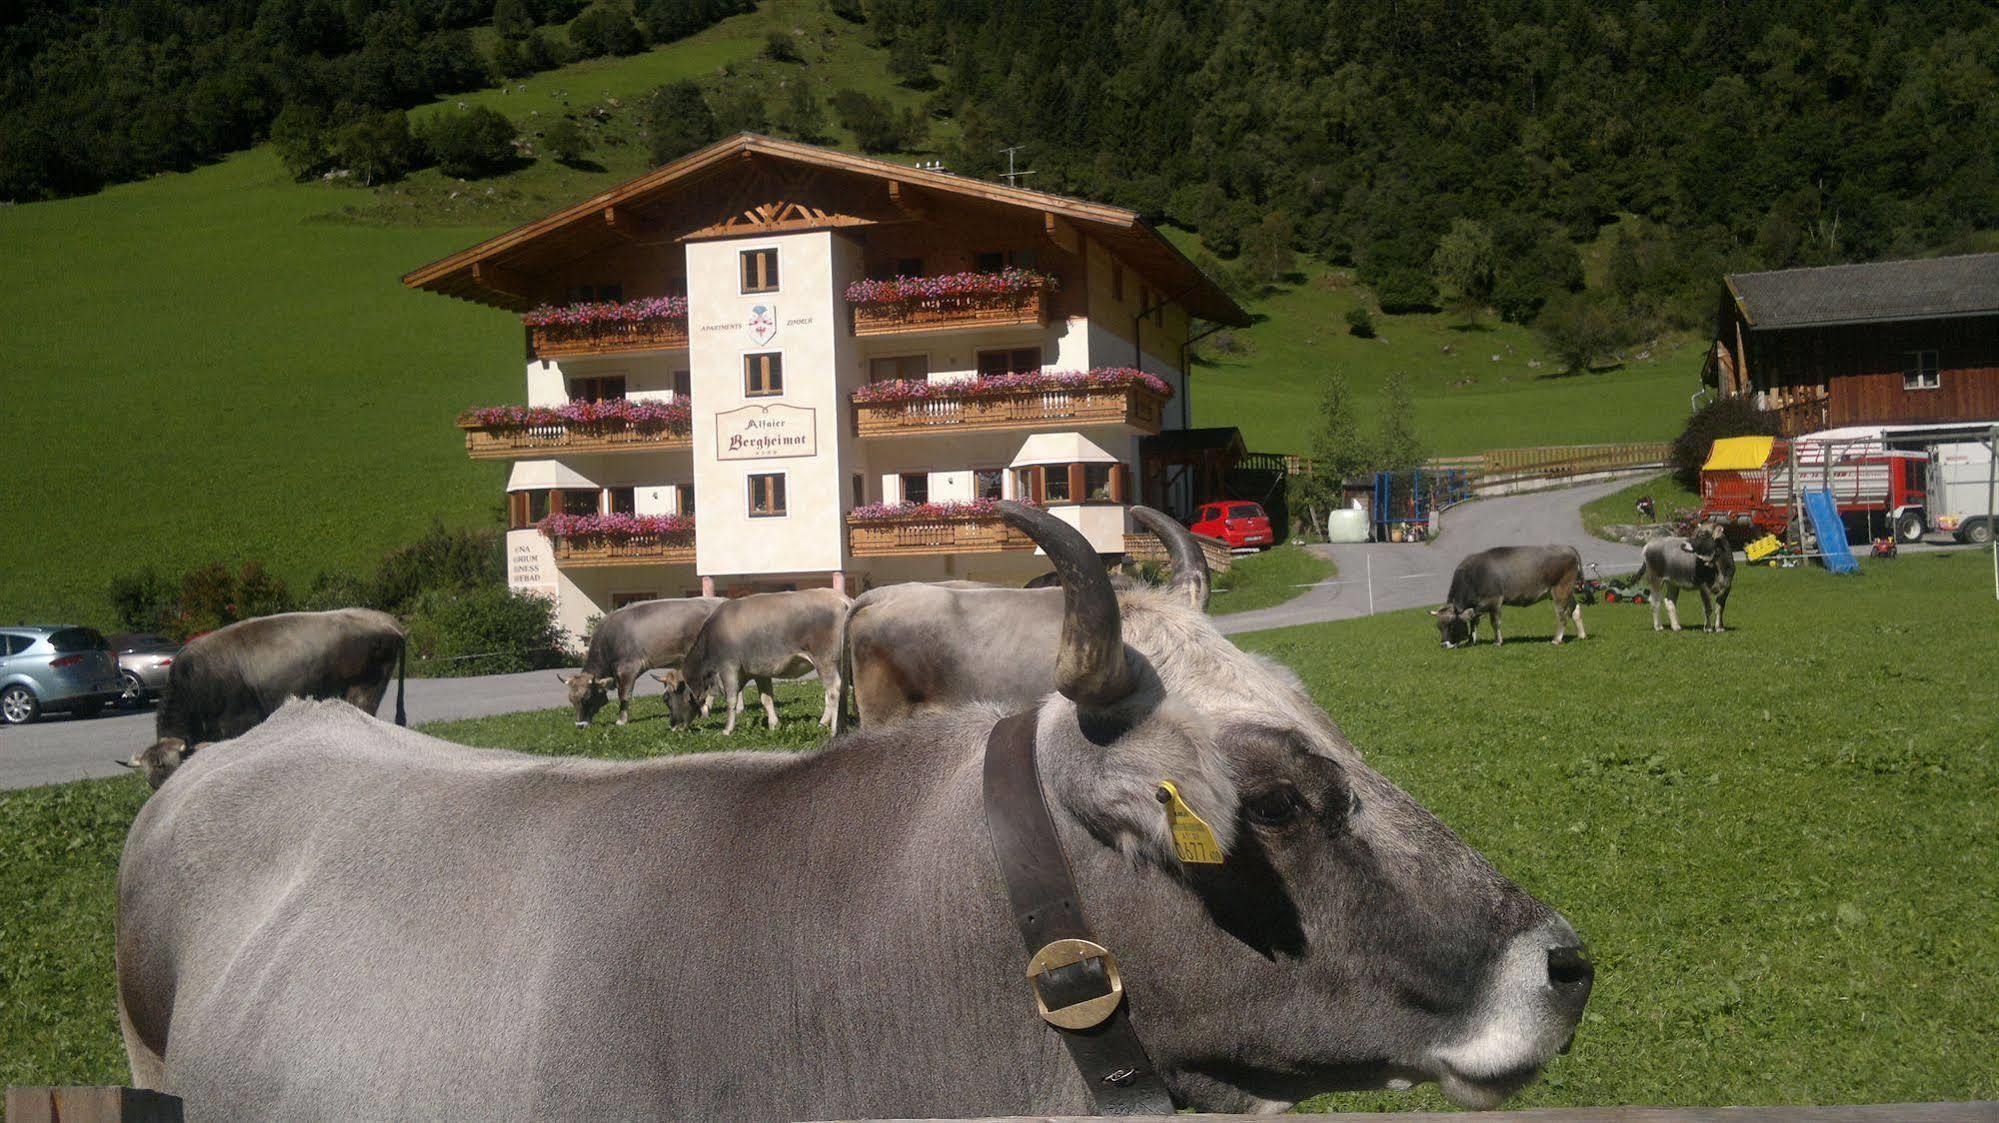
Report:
1707,252,1999,435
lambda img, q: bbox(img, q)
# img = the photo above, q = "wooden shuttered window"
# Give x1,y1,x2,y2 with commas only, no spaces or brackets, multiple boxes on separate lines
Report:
748,473,786,517
740,249,779,293
744,352,783,396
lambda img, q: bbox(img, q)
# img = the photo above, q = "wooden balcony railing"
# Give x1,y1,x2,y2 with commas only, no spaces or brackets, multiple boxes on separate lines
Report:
853,384,1168,437
846,514,1037,557
549,535,696,567
528,317,689,359
850,290,1049,336
460,418,692,459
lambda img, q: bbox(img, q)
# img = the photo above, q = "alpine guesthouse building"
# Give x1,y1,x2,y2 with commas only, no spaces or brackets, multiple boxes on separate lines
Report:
405,134,1248,638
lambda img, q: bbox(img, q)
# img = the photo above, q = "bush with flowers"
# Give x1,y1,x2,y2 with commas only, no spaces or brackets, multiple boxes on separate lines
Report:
537,512,695,543
843,267,1056,306
458,397,692,435
522,295,690,329
850,367,1171,405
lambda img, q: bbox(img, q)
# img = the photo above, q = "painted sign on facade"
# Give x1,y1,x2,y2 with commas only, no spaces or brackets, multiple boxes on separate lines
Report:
748,303,778,346
507,536,559,599
715,402,817,460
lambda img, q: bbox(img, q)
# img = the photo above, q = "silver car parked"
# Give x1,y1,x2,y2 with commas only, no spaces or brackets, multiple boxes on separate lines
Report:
0,626,125,725
109,632,181,707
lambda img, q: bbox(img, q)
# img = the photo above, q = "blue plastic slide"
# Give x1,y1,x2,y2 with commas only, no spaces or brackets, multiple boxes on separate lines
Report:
1801,490,1859,573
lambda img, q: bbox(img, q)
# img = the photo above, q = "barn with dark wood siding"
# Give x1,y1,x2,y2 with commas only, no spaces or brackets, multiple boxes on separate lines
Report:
1707,252,1999,435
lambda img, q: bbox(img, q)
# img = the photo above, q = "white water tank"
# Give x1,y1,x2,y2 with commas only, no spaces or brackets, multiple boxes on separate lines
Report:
1325,507,1369,543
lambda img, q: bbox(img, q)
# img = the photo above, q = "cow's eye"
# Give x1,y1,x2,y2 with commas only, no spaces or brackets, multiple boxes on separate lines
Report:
1243,784,1305,828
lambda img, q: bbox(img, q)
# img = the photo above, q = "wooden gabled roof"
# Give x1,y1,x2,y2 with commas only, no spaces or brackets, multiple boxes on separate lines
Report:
1726,252,1999,330
402,133,1248,325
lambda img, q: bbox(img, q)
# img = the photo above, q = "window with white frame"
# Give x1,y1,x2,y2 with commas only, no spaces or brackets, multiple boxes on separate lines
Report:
748,473,786,517
740,248,779,293
1904,350,1940,391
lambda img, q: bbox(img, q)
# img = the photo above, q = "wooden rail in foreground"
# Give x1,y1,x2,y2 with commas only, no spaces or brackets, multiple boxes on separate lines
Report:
6,1087,185,1122
819,1104,1998,1123
11,1089,1989,1122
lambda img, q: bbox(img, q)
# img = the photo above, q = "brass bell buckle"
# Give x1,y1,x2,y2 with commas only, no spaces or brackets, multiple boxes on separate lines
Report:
1026,937,1124,1030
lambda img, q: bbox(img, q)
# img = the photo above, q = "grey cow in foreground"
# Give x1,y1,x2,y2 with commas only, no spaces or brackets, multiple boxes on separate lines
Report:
1641,522,1736,632
843,506,1209,727
561,597,722,727
120,608,405,788
657,587,846,734
116,503,1592,1119
1432,545,1585,648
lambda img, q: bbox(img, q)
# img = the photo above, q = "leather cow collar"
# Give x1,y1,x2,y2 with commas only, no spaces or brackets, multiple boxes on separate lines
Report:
982,710,1176,1116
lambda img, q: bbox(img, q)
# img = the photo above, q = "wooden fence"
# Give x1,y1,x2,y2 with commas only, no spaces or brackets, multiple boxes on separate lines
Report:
1287,442,1669,490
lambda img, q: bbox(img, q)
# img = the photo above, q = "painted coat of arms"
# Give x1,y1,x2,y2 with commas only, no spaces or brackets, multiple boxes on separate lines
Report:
747,304,778,346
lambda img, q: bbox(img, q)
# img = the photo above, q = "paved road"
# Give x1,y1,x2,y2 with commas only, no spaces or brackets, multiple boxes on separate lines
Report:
0,668,580,792
1216,479,1645,636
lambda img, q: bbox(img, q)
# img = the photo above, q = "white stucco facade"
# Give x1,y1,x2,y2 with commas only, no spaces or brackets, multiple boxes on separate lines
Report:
427,138,1238,637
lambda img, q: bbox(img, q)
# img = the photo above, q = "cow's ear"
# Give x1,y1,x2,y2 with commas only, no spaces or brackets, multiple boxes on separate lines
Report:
595,675,617,689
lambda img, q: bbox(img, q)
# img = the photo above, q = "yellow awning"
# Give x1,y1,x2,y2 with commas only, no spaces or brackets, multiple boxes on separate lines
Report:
1704,435,1776,472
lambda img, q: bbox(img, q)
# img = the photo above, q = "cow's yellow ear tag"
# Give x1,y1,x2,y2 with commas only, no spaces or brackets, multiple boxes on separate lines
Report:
1156,781,1224,864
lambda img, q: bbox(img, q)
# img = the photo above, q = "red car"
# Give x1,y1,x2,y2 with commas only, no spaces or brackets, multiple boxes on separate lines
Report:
1189,501,1275,549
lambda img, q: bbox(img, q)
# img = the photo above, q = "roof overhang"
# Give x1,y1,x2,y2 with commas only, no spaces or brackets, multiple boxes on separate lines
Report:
402,133,1248,325
1012,432,1119,467
507,460,600,492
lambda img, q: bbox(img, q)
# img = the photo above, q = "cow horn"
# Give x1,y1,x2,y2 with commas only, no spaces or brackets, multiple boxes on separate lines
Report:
997,501,1133,709
1130,505,1210,610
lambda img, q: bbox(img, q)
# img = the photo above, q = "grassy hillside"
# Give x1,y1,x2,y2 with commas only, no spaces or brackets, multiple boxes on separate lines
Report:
1187,259,1700,456
0,0,930,629
0,0,1698,628
5,553,1994,1105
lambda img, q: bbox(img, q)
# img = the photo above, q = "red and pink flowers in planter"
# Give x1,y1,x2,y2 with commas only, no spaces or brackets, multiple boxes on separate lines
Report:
522,295,690,329
458,398,692,434
537,512,695,543
847,499,1017,522
843,268,1057,306
849,367,1172,405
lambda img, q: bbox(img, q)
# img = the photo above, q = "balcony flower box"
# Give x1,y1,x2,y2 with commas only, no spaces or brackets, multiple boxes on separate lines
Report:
844,268,1056,336
849,368,1172,437
845,499,1037,556
457,398,692,458
524,296,690,357
539,512,696,566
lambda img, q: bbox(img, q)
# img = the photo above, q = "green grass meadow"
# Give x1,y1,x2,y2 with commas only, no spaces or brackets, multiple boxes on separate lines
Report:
1581,472,1706,540
5,553,1994,1107
1182,259,1702,458
1210,543,1334,616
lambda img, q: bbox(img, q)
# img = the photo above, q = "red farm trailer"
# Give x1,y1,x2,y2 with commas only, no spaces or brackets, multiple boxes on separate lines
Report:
1699,433,1931,543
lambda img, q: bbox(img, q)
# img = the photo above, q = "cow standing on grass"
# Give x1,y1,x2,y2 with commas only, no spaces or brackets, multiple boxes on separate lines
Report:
120,608,405,788
658,587,846,734
116,503,1592,1118
561,597,722,727
1641,522,1736,632
1432,545,1585,648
